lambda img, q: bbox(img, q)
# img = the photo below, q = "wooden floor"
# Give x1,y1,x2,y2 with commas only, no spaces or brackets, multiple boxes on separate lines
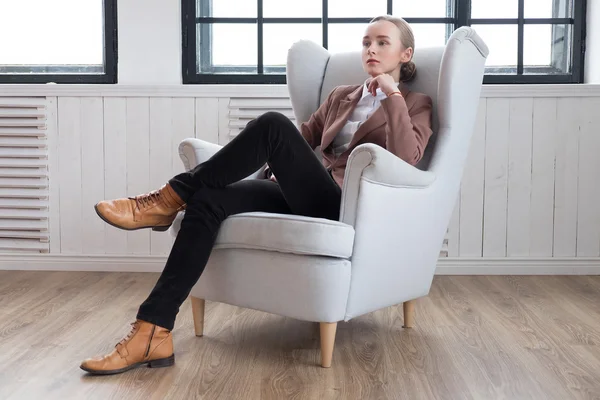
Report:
0,272,599,400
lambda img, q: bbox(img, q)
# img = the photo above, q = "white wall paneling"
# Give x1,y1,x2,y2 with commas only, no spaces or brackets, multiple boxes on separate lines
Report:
47,97,60,254
553,98,581,257
576,97,600,256
506,98,533,257
0,87,599,273
57,97,83,254
529,98,557,257
32,96,219,259
125,98,151,255
195,98,220,144
81,98,106,255
103,98,129,255
483,98,510,257
459,98,486,257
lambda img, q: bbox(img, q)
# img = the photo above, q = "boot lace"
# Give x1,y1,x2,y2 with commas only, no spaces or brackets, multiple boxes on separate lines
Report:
116,322,139,347
130,190,162,210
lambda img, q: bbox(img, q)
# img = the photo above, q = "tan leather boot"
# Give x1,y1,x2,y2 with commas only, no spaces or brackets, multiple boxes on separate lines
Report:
80,320,174,375
94,183,186,231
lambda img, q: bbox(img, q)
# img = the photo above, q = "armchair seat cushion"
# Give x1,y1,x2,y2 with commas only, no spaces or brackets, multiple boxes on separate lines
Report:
212,212,355,259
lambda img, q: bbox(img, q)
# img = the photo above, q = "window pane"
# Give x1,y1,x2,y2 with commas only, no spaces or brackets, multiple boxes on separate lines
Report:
524,0,572,18
524,24,572,74
471,25,517,71
328,24,367,53
264,24,321,71
393,0,453,18
196,0,256,18
0,0,103,68
263,0,321,18
328,0,387,18
197,24,257,73
411,24,448,48
471,0,517,18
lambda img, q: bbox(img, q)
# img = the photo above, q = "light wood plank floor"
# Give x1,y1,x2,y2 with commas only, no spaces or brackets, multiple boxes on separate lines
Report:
0,271,599,400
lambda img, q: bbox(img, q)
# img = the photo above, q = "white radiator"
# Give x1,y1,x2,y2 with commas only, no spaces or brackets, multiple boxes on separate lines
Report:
0,97,49,253
227,97,295,138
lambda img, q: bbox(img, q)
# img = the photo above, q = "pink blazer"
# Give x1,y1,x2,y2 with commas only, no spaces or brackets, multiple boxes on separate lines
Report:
300,84,433,188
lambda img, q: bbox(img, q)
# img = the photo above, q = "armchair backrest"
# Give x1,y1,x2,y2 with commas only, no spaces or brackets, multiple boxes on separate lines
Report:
286,26,489,172
286,28,489,320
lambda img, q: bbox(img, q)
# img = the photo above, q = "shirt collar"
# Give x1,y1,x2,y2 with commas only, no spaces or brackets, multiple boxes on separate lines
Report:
361,78,400,100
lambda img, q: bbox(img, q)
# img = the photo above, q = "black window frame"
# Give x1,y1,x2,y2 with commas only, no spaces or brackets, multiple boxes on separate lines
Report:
0,0,118,84
182,0,586,84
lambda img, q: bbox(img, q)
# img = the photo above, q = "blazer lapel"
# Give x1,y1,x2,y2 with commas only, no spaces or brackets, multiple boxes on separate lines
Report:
345,84,411,152
321,85,362,150
346,107,385,150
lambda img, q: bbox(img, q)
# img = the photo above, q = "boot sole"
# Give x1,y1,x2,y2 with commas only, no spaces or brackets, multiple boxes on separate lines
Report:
94,204,172,232
80,354,175,375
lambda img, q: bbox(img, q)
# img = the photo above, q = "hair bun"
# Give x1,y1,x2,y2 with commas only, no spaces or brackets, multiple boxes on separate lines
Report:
400,61,417,83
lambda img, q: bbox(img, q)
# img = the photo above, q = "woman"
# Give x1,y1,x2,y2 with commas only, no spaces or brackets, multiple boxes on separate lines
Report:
80,15,433,375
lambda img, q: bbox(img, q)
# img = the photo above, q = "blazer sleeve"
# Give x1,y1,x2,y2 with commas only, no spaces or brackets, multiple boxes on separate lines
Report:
299,87,338,150
379,93,433,165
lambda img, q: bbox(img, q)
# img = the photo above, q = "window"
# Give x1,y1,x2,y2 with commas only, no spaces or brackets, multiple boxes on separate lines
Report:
181,0,586,84
468,0,586,83
0,0,118,84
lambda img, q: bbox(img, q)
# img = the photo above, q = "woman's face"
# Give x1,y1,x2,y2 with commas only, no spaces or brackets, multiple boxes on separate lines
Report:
362,20,412,80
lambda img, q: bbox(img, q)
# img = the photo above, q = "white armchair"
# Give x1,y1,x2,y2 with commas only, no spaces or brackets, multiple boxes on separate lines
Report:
170,27,489,368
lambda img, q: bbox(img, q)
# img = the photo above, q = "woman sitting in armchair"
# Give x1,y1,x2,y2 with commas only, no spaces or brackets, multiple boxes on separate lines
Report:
80,14,433,375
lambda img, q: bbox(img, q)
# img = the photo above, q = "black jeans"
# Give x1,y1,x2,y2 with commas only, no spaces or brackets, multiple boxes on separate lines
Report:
136,112,342,330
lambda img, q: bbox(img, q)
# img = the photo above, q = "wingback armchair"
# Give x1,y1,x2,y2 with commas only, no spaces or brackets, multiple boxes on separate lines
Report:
170,26,489,367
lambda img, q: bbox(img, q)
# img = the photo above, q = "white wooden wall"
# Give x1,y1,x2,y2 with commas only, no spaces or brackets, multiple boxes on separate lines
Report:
49,96,219,256
50,94,600,258
44,93,296,258
1,85,600,272
447,96,600,259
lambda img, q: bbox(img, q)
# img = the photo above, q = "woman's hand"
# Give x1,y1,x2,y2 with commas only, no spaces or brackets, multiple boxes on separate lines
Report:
367,74,398,97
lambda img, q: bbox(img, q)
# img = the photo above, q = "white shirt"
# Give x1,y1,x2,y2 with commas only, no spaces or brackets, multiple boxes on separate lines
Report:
331,79,399,157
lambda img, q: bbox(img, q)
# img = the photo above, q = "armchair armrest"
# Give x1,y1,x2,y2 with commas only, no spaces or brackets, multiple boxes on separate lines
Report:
178,138,267,179
339,144,444,321
340,143,436,226
179,138,223,170
170,138,267,238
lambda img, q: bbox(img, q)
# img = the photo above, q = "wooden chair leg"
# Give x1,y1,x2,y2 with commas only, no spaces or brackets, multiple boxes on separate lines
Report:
191,296,205,337
403,300,415,328
320,322,337,368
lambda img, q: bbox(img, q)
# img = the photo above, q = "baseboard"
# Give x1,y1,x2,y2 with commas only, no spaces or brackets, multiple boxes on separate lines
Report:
0,254,167,272
436,257,600,275
0,254,599,275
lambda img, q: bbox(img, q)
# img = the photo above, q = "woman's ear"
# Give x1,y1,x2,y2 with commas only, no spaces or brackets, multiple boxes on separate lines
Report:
400,47,413,63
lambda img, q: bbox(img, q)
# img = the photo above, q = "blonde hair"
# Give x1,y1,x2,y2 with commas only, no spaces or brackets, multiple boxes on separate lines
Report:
369,15,417,83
